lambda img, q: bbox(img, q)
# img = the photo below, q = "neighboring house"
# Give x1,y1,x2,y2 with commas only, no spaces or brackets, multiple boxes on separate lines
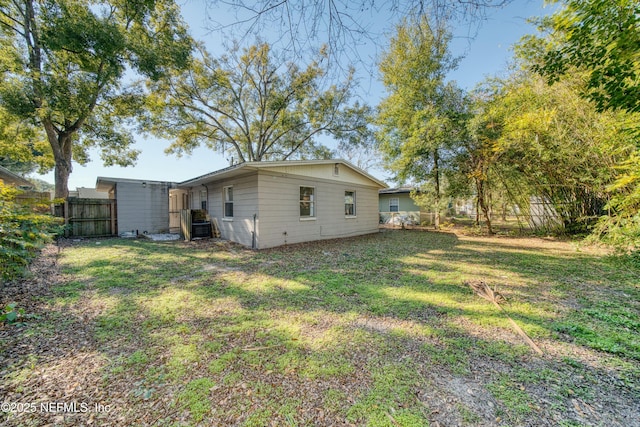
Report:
0,165,33,189
378,187,425,225
177,160,386,249
454,199,476,217
96,177,175,235
69,187,110,199
529,196,562,230
0,166,52,209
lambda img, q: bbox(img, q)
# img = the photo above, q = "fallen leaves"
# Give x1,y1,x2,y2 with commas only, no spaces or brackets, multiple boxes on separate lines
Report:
1,234,638,426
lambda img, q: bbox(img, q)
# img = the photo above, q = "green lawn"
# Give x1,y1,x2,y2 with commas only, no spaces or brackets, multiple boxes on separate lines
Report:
1,230,638,426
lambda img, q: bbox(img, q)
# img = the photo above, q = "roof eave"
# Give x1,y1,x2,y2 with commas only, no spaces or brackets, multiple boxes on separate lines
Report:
177,159,388,189
0,165,33,188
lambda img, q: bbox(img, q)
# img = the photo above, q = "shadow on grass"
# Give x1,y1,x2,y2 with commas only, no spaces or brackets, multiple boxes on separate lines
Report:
4,230,637,426
60,231,638,363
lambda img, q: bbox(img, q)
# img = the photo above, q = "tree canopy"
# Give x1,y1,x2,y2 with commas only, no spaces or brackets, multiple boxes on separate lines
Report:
373,5,638,240
533,0,640,113
522,0,640,248
0,107,52,175
144,42,370,163
206,0,514,65
468,70,633,233
0,0,193,198
376,17,465,228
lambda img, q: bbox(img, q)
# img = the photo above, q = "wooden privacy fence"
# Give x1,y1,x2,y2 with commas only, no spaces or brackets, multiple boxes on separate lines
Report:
180,209,191,241
63,198,116,237
14,191,51,209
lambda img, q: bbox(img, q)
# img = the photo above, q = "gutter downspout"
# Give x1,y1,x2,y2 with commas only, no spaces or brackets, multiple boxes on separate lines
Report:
252,213,257,249
201,184,209,211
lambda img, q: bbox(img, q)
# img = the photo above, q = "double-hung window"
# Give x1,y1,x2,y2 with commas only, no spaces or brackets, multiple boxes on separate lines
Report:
300,186,315,218
200,190,207,210
223,186,233,218
389,197,399,212
345,191,356,216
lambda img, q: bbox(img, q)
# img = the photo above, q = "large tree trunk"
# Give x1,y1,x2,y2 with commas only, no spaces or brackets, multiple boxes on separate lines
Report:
53,158,71,200
433,149,440,230
475,177,494,235
45,122,73,200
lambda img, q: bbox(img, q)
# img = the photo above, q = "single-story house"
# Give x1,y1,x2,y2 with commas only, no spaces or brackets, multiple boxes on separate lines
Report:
378,187,426,225
177,160,386,249
95,159,386,248
96,177,175,235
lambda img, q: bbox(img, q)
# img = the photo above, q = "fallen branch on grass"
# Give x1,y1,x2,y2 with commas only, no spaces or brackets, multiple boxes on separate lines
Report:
466,280,543,356
241,344,283,351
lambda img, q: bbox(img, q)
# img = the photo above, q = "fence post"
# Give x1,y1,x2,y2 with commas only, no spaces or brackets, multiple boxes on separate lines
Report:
180,209,192,241
110,200,117,236
63,200,70,237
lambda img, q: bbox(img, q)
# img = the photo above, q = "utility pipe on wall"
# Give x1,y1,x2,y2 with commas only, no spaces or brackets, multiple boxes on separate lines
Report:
252,213,257,249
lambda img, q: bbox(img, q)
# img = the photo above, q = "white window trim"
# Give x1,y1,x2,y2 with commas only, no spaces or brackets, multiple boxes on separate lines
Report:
299,186,316,219
200,189,207,211
345,190,356,218
389,197,399,212
223,185,234,220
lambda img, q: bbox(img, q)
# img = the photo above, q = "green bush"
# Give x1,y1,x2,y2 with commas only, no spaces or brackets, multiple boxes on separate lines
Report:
591,153,640,252
0,183,63,281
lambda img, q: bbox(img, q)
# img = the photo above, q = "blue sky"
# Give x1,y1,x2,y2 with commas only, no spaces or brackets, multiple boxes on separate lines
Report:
39,0,555,189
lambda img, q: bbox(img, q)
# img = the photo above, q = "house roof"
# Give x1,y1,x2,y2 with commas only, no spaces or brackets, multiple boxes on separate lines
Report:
379,187,417,195
96,176,176,192
179,159,387,188
0,165,33,188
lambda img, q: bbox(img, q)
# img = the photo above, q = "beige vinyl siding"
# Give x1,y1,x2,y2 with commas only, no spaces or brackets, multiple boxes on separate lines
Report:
115,181,170,234
258,163,376,187
188,173,258,247
256,171,379,249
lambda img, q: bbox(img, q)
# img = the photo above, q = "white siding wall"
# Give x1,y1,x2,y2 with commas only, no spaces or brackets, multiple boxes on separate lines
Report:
187,173,259,247
256,171,379,249
259,163,375,187
116,182,170,234
189,164,382,249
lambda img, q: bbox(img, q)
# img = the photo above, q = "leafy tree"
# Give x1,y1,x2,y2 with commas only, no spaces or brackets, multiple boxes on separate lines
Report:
29,178,54,192
144,42,370,163
452,89,499,234
593,152,640,249
0,107,52,176
522,1,640,246
376,17,464,229
533,0,640,113
0,0,192,199
468,71,633,233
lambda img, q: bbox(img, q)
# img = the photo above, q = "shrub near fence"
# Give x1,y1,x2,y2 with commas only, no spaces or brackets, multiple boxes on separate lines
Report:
0,184,63,281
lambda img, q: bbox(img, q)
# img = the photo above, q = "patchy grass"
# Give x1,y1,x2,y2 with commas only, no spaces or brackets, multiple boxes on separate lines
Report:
176,377,216,422
0,230,638,426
